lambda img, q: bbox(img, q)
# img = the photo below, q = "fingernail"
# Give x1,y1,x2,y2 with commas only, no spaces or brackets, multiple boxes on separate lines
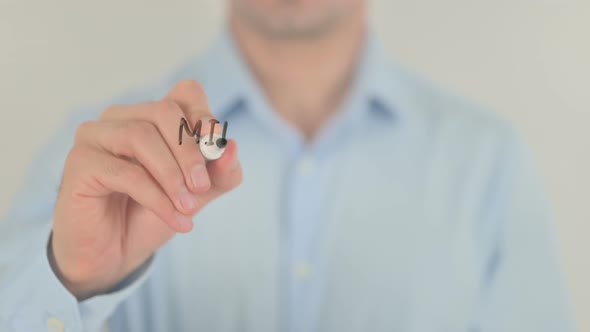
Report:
174,211,194,231
191,164,210,191
178,187,197,211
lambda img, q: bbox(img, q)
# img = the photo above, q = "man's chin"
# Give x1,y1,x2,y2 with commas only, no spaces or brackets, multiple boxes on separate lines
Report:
234,6,349,40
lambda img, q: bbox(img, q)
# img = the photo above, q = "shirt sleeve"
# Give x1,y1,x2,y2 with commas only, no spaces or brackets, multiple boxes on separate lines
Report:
0,220,154,332
475,127,575,331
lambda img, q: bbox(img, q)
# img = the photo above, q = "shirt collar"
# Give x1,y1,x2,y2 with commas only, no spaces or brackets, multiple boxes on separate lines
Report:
353,32,400,120
188,26,404,122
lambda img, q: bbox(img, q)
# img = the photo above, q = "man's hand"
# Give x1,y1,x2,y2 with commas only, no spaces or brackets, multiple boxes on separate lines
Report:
50,80,242,300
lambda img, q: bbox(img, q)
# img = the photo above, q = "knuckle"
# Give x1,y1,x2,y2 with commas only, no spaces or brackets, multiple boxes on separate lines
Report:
129,121,157,140
158,100,182,114
109,161,141,182
151,100,183,123
63,146,96,181
64,145,87,167
100,104,123,119
74,121,95,142
175,79,205,96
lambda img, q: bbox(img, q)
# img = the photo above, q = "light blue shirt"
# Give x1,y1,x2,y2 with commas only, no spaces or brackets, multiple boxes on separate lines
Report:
0,29,573,332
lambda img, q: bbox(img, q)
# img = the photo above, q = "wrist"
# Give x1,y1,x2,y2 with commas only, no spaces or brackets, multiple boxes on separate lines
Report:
47,233,101,300
48,232,154,300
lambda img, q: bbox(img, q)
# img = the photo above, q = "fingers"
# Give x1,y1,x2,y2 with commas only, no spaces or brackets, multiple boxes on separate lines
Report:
206,139,243,194
89,79,242,220
101,100,212,194
75,120,199,216
163,79,211,125
67,147,194,233
163,79,222,190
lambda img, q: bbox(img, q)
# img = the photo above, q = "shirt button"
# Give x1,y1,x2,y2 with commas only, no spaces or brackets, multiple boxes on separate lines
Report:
47,317,64,332
297,156,316,176
294,262,313,281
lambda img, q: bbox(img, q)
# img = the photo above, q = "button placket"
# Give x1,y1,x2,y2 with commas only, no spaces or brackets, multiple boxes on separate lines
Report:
47,317,64,332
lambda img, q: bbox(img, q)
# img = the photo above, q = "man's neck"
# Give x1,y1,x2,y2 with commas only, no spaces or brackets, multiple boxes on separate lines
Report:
229,10,367,140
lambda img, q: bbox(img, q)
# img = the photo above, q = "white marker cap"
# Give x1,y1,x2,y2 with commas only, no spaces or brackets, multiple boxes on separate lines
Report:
199,132,226,161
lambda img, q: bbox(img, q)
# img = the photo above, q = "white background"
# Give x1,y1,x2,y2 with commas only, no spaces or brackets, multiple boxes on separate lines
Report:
1,0,588,330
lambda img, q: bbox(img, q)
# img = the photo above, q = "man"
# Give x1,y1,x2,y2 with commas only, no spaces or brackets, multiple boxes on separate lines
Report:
0,0,573,331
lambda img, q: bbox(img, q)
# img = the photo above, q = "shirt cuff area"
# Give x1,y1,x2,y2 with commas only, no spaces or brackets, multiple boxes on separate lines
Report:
79,254,154,331
0,222,154,332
